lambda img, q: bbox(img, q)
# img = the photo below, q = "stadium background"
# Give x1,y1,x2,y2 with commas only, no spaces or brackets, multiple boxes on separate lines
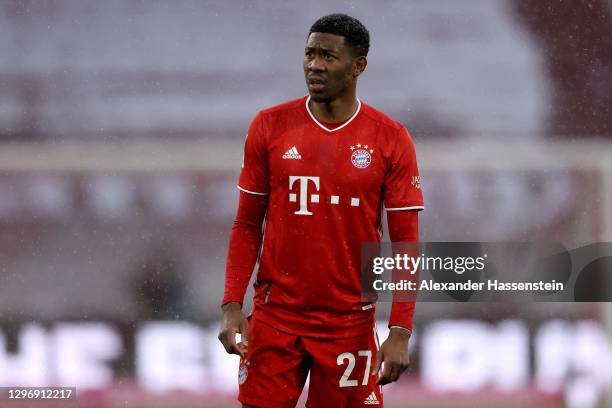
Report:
0,0,611,407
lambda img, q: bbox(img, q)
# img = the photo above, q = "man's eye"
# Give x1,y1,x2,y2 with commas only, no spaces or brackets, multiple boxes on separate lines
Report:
323,54,334,60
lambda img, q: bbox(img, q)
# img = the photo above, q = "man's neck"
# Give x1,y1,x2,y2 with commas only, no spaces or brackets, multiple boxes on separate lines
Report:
309,92,359,123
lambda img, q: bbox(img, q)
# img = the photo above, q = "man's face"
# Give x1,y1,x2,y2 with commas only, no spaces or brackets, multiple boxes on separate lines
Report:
304,32,360,103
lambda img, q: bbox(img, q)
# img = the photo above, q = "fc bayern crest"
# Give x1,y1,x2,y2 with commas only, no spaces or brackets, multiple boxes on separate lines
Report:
350,144,374,169
238,362,248,385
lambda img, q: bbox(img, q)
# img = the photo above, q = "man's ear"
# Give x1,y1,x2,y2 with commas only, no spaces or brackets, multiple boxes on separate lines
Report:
353,56,368,78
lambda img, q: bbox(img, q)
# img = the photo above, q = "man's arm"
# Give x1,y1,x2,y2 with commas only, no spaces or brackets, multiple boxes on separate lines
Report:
218,190,268,357
372,209,418,385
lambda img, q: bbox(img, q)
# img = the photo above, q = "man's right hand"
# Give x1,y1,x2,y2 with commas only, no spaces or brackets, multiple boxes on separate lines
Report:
218,302,249,357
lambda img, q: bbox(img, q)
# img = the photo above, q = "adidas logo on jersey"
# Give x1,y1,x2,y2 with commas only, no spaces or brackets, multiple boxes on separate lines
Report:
364,392,380,405
282,146,302,159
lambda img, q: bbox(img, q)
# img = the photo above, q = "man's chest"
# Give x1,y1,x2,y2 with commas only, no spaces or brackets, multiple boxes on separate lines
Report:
266,129,387,214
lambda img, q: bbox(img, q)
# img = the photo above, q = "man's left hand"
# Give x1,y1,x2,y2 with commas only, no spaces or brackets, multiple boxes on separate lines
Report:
372,327,411,385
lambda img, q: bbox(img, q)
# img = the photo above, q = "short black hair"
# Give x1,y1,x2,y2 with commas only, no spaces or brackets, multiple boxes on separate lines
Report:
308,14,370,57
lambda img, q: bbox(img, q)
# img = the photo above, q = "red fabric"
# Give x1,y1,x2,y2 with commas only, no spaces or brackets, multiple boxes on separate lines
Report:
222,191,268,306
239,314,382,407
387,210,419,330
227,95,424,338
318,117,349,130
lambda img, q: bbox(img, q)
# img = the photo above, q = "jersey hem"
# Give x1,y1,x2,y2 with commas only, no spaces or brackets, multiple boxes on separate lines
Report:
253,303,376,339
385,205,425,211
237,185,269,195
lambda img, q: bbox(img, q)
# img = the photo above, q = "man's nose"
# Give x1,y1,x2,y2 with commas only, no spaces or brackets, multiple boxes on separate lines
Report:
308,56,325,71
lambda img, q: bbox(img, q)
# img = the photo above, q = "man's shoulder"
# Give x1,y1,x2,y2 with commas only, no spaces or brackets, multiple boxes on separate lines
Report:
360,101,405,133
258,96,306,118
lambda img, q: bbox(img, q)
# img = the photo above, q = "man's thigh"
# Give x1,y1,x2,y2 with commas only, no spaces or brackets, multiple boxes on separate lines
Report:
238,316,310,408
304,326,383,407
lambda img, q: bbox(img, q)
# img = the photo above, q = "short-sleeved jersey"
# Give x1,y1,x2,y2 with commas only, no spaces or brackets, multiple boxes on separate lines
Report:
238,96,424,338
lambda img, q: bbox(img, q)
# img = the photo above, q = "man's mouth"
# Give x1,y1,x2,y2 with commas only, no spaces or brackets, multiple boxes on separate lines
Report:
308,77,326,92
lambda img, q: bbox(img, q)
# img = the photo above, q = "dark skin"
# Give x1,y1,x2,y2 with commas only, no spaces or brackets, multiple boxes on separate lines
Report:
304,32,366,122
219,33,411,407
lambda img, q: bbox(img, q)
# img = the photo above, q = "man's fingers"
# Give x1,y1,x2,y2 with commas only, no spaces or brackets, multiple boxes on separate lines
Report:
399,358,410,375
377,373,391,385
222,329,236,354
377,360,407,385
229,329,246,356
236,341,248,356
376,359,409,385
388,363,401,382
239,319,250,346
217,329,229,352
377,359,394,385
219,327,241,355
372,350,383,376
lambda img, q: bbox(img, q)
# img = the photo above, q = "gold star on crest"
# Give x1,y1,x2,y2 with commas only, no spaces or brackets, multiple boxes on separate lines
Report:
357,144,362,148
350,146,355,150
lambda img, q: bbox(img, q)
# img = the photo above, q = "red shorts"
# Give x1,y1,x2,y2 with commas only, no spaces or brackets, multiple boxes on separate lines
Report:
238,313,383,407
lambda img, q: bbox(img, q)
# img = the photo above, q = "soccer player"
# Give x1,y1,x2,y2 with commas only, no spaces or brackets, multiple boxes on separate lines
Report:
219,13,424,407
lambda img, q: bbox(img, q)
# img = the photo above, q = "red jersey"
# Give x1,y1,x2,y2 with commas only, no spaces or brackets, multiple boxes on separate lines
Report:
233,96,423,338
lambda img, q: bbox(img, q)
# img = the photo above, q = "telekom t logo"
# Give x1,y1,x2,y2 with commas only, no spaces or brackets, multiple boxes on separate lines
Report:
289,176,320,215
288,175,360,215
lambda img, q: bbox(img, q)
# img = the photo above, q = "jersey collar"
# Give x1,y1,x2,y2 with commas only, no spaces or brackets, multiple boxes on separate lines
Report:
305,95,362,133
